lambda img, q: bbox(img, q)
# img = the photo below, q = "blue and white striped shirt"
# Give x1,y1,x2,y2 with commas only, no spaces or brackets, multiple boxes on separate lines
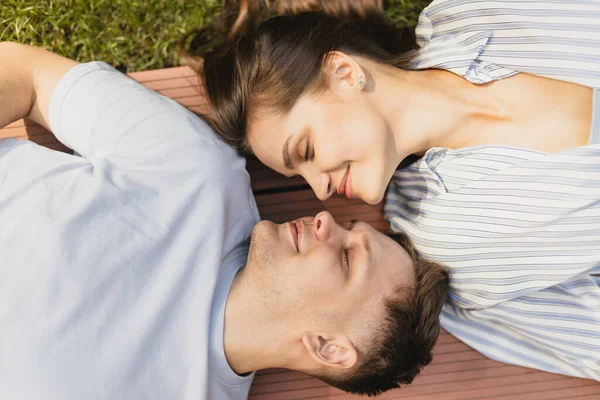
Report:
385,0,600,380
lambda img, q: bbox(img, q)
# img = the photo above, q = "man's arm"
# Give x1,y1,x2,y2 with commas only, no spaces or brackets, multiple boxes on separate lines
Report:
0,42,78,130
1,44,222,165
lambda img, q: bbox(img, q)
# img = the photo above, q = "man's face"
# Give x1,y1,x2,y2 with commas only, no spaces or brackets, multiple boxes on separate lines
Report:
245,212,416,336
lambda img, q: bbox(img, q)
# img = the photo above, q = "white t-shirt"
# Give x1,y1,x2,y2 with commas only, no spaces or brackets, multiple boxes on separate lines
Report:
0,62,260,399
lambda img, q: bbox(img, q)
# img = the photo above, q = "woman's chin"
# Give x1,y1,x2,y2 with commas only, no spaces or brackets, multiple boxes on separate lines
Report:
361,190,385,205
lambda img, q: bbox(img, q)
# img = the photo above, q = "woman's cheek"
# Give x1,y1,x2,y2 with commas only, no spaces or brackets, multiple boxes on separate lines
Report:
365,156,390,204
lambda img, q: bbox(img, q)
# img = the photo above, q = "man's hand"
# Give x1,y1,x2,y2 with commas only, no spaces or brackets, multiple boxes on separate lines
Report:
0,42,78,130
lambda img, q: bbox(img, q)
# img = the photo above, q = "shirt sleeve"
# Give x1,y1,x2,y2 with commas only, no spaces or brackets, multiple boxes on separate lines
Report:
49,62,212,167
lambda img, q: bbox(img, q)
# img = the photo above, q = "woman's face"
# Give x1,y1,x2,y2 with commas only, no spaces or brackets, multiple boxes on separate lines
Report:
247,86,399,205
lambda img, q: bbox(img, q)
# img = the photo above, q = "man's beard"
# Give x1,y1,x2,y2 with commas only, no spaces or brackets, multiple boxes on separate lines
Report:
246,221,278,273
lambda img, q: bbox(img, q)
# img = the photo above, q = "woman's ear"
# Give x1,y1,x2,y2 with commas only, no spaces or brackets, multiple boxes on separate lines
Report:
301,332,358,370
322,51,366,95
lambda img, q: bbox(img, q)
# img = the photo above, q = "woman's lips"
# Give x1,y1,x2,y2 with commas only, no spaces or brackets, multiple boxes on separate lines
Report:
345,169,353,198
337,166,353,199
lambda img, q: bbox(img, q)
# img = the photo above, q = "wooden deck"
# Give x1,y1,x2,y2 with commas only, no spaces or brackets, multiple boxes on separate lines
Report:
2,65,598,400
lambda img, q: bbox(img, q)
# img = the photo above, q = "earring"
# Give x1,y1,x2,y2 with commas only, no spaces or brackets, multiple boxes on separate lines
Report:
358,74,364,86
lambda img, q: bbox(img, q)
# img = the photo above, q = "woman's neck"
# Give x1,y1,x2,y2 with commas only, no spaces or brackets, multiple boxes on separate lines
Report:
377,66,592,156
373,67,510,158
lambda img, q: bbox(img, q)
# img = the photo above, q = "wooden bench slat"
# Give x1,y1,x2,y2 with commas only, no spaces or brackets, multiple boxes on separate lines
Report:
128,66,195,82
156,85,203,99
482,383,600,400
145,76,201,92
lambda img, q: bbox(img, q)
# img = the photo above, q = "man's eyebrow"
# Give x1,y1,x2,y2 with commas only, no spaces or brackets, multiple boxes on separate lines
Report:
362,233,372,265
349,220,373,265
283,135,294,170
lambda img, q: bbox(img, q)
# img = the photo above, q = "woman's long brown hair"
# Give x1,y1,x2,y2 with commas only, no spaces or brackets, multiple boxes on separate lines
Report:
180,1,416,152
228,0,385,39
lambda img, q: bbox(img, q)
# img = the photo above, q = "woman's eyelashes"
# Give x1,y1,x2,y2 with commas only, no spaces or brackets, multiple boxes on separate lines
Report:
303,140,311,162
299,135,314,163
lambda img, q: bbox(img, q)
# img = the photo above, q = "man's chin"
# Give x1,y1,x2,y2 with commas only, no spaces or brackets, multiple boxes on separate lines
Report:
247,220,278,268
250,220,277,239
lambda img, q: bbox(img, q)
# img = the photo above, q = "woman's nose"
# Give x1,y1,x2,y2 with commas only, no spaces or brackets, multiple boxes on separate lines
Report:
313,211,336,241
308,172,333,201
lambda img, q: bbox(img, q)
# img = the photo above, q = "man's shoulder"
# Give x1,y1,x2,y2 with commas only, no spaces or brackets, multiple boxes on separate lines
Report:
203,151,259,254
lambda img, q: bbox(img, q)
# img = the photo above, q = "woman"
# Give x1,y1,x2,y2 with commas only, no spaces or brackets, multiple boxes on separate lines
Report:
191,0,598,204
191,0,600,382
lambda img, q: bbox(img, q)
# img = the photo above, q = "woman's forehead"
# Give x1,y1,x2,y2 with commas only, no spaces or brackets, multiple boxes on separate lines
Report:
247,111,292,170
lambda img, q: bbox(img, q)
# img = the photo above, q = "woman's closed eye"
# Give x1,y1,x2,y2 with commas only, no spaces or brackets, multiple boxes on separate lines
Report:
303,139,312,162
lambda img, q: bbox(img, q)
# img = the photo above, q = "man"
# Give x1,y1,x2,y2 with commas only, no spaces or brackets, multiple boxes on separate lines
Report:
0,42,449,399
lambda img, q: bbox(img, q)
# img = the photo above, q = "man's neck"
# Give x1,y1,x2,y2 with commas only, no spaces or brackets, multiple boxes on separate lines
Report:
222,266,287,375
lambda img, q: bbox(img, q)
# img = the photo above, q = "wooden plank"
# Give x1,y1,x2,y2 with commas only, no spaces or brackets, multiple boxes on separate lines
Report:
128,65,195,82
393,376,594,400
482,383,600,400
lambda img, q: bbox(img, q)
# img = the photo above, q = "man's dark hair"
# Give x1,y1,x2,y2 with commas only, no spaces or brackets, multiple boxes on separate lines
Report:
315,232,450,396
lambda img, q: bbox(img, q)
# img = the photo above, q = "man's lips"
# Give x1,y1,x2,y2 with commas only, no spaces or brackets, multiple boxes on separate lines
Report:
337,166,352,199
288,221,299,251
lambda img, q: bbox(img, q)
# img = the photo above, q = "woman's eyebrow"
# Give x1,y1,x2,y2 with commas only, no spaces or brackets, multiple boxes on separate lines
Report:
283,127,310,170
282,134,294,170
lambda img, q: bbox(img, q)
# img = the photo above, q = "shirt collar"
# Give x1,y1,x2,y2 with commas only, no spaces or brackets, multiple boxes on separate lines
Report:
209,247,254,387
411,30,502,83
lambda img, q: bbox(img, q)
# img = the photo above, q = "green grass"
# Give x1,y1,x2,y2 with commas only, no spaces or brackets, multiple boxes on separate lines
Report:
386,0,431,28
1,0,430,72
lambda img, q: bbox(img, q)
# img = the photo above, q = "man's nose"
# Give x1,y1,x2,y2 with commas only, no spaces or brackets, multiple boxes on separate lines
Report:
313,211,336,241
